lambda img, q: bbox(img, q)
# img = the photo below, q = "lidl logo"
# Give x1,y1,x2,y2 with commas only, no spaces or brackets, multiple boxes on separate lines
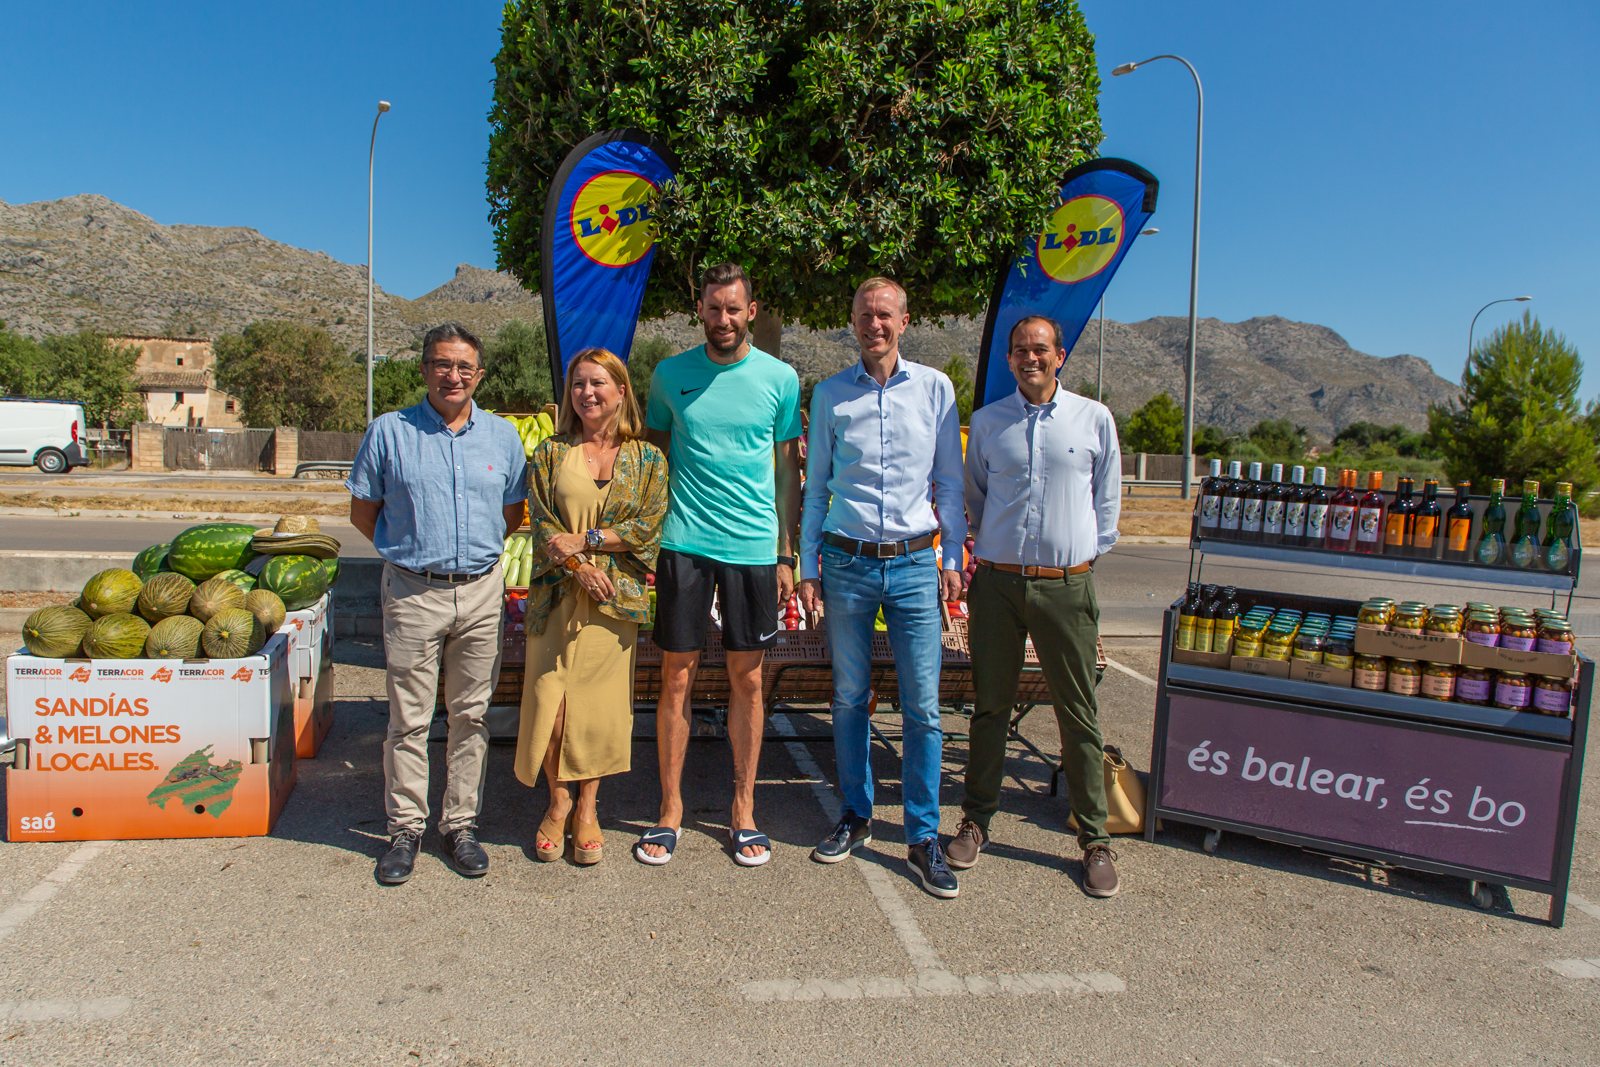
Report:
571,170,659,268
1037,194,1125,284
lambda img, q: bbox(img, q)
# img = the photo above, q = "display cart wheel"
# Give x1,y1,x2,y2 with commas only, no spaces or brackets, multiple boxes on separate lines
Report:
1469,881,1509,911
1202,828,1222,854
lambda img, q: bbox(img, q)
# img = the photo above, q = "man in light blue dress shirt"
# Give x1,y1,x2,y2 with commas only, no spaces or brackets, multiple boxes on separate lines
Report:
950,315,1123,898
798,276,967,899
347,322,528,885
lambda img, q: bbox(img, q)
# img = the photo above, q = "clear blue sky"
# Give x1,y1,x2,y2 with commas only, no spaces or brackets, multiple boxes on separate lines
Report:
2,2,1596,395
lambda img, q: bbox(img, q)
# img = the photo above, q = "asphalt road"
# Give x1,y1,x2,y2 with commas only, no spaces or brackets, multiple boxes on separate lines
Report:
0,635,1596,1064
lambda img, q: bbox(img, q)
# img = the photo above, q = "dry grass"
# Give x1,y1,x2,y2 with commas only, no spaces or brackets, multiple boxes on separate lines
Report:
0,492,345,516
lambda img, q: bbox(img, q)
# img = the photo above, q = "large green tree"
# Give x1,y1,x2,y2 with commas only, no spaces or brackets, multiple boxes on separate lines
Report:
1426,311,1599,495
478,320,557,413
1122,391,1184,455
371,357,426,416
213,321,363,430
488,0,1100,350
0,324,46,397
0,327,141,427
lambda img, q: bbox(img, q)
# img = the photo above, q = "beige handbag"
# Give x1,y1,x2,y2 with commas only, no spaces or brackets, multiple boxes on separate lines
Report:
1066,744,1148,835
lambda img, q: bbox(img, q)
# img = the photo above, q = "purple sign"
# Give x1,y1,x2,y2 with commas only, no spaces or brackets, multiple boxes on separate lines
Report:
1161,694,1568,882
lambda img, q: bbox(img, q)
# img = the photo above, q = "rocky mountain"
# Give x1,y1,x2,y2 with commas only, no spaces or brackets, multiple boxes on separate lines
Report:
0,194,1457,438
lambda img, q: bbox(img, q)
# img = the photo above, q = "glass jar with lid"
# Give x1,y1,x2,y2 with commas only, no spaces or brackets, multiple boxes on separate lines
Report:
1353,654,1388,691
1533,675,1573,716
1536,618,1574,655
1499,616,1538,652
1358,602,1392,627
1492,671,1533,711
1456,665,1493,705
1425,607,1463,636
1421,661,1457,700
1391,608,1427,633
1464,612,1501,647
1323,634,1355,670
1293,632,1327,663
1387,659,1422,696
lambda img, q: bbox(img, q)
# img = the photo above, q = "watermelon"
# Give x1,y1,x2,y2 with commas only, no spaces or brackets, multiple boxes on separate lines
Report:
23,605,92,658
245,589,287,635
166,522,257,581
81,613,151,659
80,568,143,619
202,607,261,658
260,553,331,611
145,615,204,659
190,575,247,622
131,542,171,580
136,572,196,623
213,568,258,593
320,557,341,586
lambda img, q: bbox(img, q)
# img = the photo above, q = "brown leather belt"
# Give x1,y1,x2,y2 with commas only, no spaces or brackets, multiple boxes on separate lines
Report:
395,563,496,585
978,559,1091,579
823,530,937,559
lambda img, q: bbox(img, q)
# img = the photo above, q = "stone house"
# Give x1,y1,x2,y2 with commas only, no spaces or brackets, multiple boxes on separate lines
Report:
117,336,245,428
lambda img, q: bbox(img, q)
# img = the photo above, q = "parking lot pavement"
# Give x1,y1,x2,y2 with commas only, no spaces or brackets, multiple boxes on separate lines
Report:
0,636,1596,1064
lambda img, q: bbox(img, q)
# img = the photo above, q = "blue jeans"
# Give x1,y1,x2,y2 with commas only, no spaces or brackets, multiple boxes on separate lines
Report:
820,544,945,844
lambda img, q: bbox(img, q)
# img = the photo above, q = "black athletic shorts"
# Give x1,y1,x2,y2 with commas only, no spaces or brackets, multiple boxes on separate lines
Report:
654,548,780,653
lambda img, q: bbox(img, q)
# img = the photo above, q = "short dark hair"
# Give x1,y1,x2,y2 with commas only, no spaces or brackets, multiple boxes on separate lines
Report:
700,262,753,302
421,322,484,365
1009,315,1063,351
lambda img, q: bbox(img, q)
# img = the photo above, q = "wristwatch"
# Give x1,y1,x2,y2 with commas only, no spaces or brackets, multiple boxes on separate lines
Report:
585,528,605,550
563,553,589,573
777,555,797,568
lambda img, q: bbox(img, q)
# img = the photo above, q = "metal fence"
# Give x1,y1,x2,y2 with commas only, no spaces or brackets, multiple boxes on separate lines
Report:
162,428,275,471
298,430,364,463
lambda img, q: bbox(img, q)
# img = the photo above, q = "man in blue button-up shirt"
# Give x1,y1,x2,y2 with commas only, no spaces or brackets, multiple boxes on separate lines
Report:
798,276,967,898
950,314,1123,899
347,322,527,885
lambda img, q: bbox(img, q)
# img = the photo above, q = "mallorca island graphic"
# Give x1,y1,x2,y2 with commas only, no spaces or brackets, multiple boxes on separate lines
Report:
146,746,244,817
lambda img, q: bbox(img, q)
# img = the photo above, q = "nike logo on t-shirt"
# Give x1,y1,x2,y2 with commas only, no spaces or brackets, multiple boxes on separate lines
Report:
681,386,706,395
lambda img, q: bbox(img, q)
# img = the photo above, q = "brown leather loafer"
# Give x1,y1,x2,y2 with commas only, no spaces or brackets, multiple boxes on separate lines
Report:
1082,844,1120,898
945,818,987,870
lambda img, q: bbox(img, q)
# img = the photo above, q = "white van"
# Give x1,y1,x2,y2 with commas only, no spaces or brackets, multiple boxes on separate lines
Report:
0,397,89,473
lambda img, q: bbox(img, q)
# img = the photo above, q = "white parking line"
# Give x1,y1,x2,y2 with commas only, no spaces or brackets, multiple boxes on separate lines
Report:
749,715,1125,1002
1567,893,1600,924
1545,959,1600,979
0,841,108,944
0,998,132,1022
1104,656,1158,687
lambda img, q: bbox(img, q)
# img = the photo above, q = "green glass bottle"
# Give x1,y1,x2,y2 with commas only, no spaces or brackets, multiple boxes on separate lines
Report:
1508,479,1542,569
1542,481,1575,572
1474,478,1508,566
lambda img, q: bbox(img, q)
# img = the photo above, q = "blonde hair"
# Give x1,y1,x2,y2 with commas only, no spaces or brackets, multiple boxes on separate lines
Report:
853,275,907,313
556,348,645,440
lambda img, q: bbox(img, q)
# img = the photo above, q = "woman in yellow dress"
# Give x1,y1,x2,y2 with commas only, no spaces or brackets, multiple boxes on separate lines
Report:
516,348,668,865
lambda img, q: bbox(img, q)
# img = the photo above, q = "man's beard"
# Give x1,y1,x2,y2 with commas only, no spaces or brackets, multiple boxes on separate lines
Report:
706,325,747,359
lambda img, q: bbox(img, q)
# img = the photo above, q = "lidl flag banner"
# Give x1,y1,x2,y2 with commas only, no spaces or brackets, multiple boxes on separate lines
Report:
541,130,678,384
973,159,1159,409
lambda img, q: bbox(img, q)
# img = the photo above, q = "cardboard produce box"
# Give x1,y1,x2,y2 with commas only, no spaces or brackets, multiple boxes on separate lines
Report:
282,594,334,758
5,633,296,842
1289,659,1354,688
1354,626,1464,665
1458,640,1577,681
1171,647,1232,670
1230,654,1291,679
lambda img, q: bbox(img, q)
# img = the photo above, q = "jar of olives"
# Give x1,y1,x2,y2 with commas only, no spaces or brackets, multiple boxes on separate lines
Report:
1493,671,1532,711
1391,608,1427,633
1387,659,1422,697
1464,612,1501,647
1425,607,1463,636
1323,634,1355,670
1353,654,1388,691
1456,666,1493,706
1420,661,1457,700
1533,675,1573,716
1498,617,1537,653
1536,618,1574,655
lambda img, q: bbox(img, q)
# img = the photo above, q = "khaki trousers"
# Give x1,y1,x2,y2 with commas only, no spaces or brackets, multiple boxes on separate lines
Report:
381,562,504,836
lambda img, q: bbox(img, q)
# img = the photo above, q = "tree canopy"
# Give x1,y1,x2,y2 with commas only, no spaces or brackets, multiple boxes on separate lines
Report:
1121,391,1183,455
1426,311,1598,496
0,325,142,426
213,321,364,431
477,320,556,413
488,0,1101,339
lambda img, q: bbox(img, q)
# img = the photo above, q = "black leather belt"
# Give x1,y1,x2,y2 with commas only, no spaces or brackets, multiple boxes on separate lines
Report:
823,531,938,559
395,564,495,585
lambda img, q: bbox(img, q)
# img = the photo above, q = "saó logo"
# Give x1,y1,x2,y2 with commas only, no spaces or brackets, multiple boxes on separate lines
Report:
1036,194,1125,284
151,666,174,684
571,170,659,268
231,667,254,683
68,666,92,683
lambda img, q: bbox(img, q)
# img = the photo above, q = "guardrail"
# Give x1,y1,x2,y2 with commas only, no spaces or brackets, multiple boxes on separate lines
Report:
292,460,354,479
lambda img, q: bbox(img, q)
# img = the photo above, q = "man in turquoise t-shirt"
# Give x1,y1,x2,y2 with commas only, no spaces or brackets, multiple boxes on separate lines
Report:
636,262,802,868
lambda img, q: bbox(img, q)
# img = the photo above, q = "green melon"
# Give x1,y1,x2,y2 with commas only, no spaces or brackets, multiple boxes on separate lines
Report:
22,605,92,658
321,556,342,586
202,607,261,658
212,568,258,593
136,572,197,623
145,615,204,659
166,522,257,581
131,542,171,580
81,613,151,659
260,553,331,611
80,568,143,619
245,588,287,635
189,576,247,622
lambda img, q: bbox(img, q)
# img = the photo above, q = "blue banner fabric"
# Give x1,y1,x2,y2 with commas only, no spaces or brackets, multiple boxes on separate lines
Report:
541,130,678,384
973,159,1159,409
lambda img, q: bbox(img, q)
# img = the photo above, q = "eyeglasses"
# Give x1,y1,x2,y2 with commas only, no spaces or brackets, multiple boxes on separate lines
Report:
424,361,481,378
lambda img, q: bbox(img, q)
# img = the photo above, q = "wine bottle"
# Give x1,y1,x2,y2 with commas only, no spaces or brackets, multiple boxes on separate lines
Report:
1543,481,1575,572
1326,469,1359,552
1219,460,1245,539
1176,583,1201,650
1442,481,1473,562
1197,458,1225,536
1474,478,1507,565
1304,466,1330,548
1283,464,1309,547
1240,461,1266,542
1383,477,1414,556
1354,471,1386,555
1262,462,1287,544
1410,478,1442,559
1508,479,1542,569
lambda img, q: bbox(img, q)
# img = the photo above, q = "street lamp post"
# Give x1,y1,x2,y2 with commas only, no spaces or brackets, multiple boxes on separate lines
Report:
366,100,391,425
1096,226,1159,404
1114,54,1203,498
1468,295,1533,363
